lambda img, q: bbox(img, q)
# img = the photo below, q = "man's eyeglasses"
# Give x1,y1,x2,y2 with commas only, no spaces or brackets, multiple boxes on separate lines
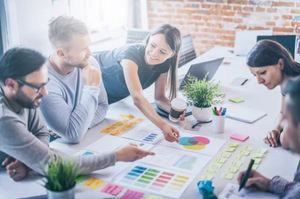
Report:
16,78,50,93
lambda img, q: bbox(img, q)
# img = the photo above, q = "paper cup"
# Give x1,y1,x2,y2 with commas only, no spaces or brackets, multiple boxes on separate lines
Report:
169,98,187,122
212,115,225,133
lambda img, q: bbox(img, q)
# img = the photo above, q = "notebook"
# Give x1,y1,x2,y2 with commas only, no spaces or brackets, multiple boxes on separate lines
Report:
224,104,267,123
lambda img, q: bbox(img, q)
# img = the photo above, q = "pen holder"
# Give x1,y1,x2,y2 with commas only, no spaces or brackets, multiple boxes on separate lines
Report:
212,115,225,133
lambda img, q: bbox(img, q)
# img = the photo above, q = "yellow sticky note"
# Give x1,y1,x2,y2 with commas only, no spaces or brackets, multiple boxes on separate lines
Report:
123,124,134,129
118,114,127,118
113,121,124,127
225,166,239,173
135,118,145,123
231,161,243,167
252,153,264,158
255,148,267,154
199,174,214,180
250,158,262,164
224,147,236,152
228,142,239,147
100,128,110,134
205,169,218,175
83,177,105,189
209,163,223,169
144,195,165,199
235,155,246,161
221,173,234,180
215,157,227,164
242,146,253,151
220,152,232,158
245,164,259,170
240,150,250,156
126,114,135,120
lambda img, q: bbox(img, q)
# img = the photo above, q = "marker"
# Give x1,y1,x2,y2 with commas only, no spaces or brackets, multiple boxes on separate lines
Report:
211,108,215,115
239,159,255,192
241,79,248,86
222,108,227,116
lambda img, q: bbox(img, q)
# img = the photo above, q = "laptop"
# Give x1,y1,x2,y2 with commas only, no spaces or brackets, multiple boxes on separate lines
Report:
152,57,224,118
179,57,224,90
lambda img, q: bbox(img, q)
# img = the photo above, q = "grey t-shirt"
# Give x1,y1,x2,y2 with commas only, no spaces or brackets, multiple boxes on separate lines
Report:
0,88,115,174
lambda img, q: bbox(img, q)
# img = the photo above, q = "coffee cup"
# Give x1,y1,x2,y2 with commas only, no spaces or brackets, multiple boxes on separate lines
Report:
169,98,187,122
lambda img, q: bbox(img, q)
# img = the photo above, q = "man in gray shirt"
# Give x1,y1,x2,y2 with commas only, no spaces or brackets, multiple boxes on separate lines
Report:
39,16,108,143
0,47,154,181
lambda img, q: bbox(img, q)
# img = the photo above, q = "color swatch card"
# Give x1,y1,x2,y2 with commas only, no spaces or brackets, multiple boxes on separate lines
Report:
121,122,164,144
219,183,279,199
121,189,145,199
140,145,212,175
101,183,124,196
114,163,194,198
160,132,226,156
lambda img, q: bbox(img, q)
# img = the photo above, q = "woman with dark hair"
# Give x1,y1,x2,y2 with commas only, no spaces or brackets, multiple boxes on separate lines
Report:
93,24,184,142
247,39,300,148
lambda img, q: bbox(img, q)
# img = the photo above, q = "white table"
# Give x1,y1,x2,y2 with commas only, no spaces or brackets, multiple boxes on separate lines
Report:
1,47,298,199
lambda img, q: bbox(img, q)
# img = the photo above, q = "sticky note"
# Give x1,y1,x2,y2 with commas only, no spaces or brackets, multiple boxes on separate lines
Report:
220,152,232,158
126,114,135,120
242,146,253,151
235,155,246,161
205,169,218,175
199,174,214,180
252,153,264,158
221,173,234,180
245,164,259,170
229,98,245,103
101,183,124,196
231,161,243,167
144,195,164,199
228,142,239,147
250,158,262,164
255,148,267,154
121,190,145,199
215,157,227,164
210,163,223,169
83,177,105,189
224,147,236,152
226,167,239,173
76,175,87,184
240,150,250,156
230,133,249,142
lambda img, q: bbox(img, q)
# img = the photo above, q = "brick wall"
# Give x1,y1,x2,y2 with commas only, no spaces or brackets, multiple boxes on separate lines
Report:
147,0,300,55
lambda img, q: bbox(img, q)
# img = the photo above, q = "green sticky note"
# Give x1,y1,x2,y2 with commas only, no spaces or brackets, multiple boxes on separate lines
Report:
252,153,264,158
145,195,165,199
228,142,239,147
205,169,218,175
199,174,214,180
220,152,232,158
229,97,245,103
235,155,246,161
242,146,253,151
224,147,236,152
221,172,235,180
210,163,223,169
215,157,227,164
76,175,87,184
231,161,243,167
240,150,250,156
250,158,262,164
226,166,239,173
255,148,267,154
245,164,258,170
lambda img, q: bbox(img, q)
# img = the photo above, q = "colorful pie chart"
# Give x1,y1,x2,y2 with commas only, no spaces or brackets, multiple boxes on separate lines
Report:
179,136,210,150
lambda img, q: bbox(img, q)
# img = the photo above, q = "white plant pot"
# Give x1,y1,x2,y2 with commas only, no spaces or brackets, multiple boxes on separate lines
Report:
192,105,212,122
47,185,75,199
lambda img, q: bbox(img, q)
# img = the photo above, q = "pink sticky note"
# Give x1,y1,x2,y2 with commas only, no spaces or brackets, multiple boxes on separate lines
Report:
101,183,124,196
121,190,145,199
230,133,249,142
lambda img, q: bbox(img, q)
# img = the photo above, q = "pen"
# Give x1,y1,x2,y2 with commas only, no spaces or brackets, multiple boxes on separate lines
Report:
211,108,215,115
222,108,227,116
241,79,248,86
239,159,255,192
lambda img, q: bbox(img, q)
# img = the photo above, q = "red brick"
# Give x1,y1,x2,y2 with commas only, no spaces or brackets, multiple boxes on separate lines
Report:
296,29,300,34
170,20,185,25
221,11,235,16
191,16,202,20
228,0,249,5
233,6,242,11
202,3,212,9
159,14,173,18
274,16,280,20
267,8,277,13
163,2,173,7
282,21,292,26
184,4,191,8
187,0,204,2
272,2,295,7
222,30,236,35
177,9,194,14
223,5,232,10
212,16,222,21
223,18,233,22
282,15,293,20
273,27,294,33
266,21,276,26
187,21,205,26
243,6,254,12
292,21,300,27
291,9,300,14
249,27,270,30
220,35,235,41
255,7,265,12
236,25,247,30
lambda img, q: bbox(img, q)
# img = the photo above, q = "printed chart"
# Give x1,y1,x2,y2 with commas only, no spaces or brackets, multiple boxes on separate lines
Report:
140,145,211,174
114,163,194,198
160,132,226,156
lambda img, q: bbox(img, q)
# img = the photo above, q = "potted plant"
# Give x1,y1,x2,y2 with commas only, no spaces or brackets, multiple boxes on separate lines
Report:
182,74,225,122
42,157,81,199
